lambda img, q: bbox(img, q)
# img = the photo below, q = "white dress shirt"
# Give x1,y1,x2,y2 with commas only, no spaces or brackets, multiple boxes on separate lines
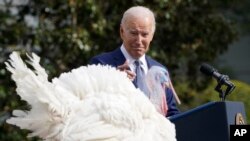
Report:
120,45,148,74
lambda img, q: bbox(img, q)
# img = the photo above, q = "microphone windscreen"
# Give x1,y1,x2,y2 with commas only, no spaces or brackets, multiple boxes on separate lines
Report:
200,63,215,76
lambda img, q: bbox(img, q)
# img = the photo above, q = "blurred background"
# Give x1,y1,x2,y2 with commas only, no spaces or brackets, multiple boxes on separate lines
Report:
0,0,249,140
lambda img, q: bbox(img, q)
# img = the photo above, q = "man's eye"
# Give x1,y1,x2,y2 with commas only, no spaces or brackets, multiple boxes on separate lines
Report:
142,33,149,37
130,32,137,35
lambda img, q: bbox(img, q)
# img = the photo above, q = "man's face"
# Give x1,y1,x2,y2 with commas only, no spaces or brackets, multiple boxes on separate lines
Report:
120,16,154,59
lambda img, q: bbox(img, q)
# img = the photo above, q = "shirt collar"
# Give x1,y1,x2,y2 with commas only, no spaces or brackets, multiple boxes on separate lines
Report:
120,44,148,73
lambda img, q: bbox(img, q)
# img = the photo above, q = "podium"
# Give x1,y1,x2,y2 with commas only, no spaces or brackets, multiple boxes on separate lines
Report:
169,101,247,141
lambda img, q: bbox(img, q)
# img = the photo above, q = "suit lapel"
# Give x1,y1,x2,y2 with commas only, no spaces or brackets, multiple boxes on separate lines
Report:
111,48,126,67
112,48,139,85
146,56,154,69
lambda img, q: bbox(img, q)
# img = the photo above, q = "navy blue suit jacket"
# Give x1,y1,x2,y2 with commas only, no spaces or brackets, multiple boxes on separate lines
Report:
89,48,180,117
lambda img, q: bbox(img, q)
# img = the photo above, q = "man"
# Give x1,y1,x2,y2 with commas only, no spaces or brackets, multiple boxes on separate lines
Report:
90,6,180,117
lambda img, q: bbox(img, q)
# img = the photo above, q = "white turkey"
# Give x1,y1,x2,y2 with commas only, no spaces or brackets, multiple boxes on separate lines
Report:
5,52,176,141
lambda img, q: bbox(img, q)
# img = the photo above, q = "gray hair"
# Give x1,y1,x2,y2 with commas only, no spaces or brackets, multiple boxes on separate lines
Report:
121,6,156,33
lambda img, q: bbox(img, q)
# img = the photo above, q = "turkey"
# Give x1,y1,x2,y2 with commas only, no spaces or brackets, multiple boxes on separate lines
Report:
145,66,181,116
5,52,176,141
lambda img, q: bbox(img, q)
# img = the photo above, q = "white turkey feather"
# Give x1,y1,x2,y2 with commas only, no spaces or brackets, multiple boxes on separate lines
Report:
5,52,176,141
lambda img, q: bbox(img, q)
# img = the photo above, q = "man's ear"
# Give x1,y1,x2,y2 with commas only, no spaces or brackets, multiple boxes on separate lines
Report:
120,25,124,38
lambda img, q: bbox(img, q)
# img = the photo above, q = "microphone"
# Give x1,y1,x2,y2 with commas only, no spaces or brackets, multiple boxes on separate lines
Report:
200,63,234,87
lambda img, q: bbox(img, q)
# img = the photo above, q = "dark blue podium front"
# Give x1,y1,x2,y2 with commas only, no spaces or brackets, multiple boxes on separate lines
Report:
169,101,247,141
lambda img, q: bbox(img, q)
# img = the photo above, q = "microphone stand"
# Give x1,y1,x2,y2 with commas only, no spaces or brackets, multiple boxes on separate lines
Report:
214,75,235,101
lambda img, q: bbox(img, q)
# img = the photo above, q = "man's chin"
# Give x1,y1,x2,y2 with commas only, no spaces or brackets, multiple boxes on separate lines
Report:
132,52,144,59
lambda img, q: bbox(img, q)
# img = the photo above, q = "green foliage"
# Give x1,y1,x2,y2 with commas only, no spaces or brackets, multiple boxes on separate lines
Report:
0,0,243,140
151,0,237,89
227,81,250,123
175,79,250,124
186,80,250,123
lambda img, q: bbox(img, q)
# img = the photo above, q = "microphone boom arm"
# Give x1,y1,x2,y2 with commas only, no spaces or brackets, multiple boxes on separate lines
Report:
215,74,235,101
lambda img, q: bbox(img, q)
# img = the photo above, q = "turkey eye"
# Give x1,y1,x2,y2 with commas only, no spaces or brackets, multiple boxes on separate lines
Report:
164,72,168,76
155,74,160,81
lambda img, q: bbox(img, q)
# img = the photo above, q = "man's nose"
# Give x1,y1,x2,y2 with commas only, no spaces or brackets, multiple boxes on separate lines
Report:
135,34,143,43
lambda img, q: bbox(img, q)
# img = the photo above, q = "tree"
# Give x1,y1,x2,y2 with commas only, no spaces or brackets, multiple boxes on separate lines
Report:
0,0,238,140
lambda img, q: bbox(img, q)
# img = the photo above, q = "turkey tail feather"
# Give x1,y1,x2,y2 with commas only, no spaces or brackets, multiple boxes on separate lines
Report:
5,52,68,139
